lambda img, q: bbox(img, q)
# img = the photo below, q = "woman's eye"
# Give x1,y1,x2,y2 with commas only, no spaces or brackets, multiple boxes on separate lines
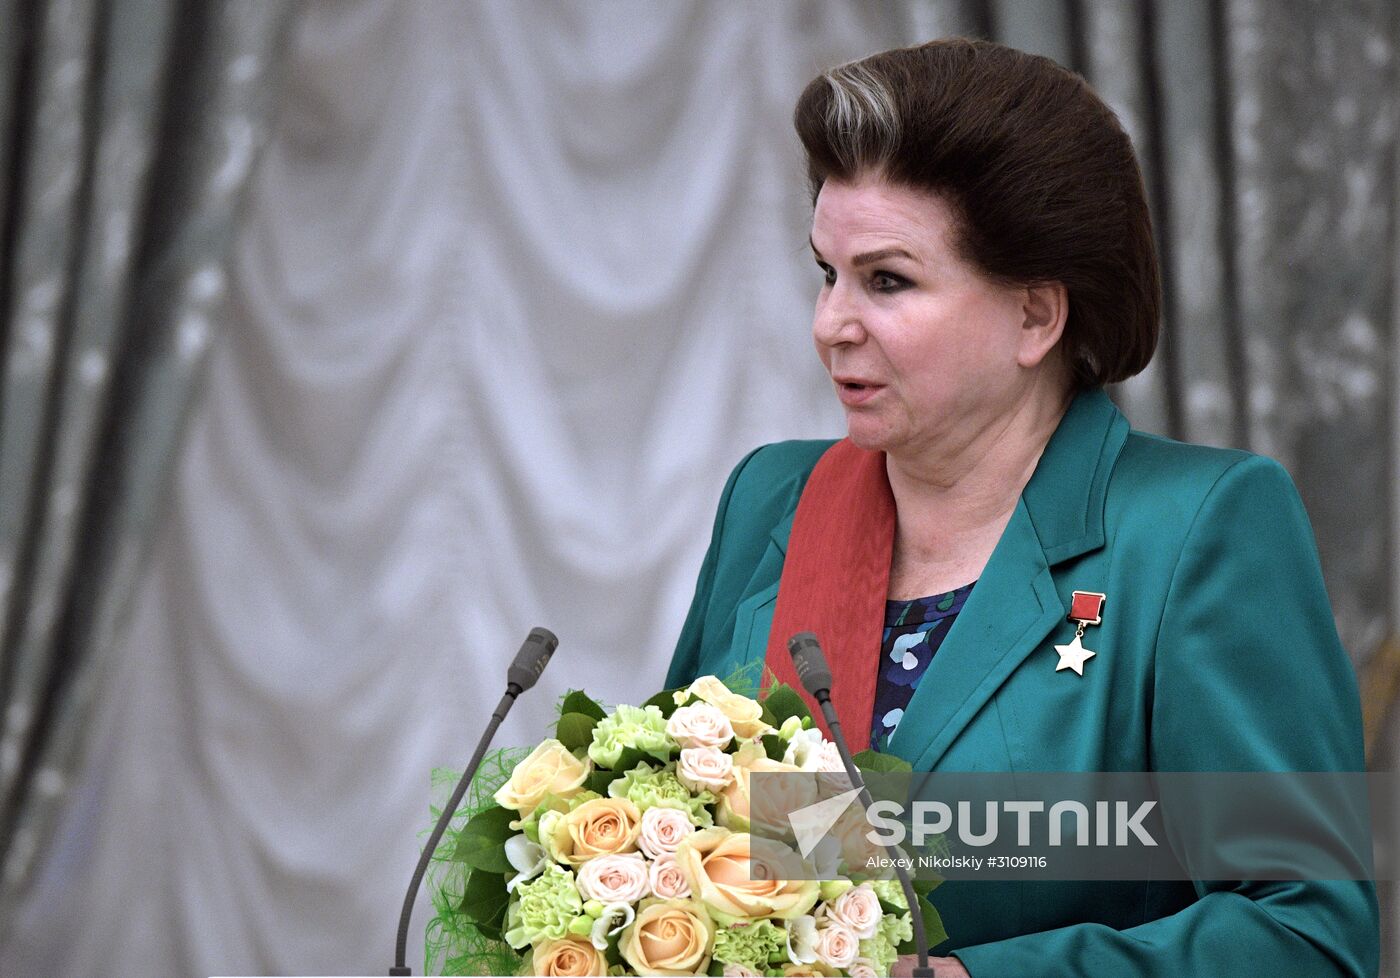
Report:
817,263,836,286
871,271,908,292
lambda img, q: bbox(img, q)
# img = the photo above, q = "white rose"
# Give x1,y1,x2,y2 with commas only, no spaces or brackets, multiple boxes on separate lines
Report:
666,703,735,749
677,746,734,793
638,805,695,858
648,853,692,899
814,919,859,970
723,965,762,977
829,884,882,939
850,957,880,978
576,852,650,904
492,738,592,817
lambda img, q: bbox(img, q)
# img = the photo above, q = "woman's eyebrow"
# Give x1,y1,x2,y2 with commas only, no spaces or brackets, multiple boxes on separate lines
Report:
807,235,917,266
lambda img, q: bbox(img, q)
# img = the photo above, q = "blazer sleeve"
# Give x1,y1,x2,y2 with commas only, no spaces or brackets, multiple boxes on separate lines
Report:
663,446,762,690
951,455,1380,978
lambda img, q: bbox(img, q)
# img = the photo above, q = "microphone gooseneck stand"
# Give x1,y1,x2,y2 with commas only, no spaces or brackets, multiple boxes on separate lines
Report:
390,627,559,976
787,631,935,978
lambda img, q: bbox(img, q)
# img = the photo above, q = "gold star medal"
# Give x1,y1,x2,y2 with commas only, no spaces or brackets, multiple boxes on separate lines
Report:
1055,590,1105,676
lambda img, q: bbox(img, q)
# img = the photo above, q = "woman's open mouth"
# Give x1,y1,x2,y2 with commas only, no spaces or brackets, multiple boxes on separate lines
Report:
835,379,884,406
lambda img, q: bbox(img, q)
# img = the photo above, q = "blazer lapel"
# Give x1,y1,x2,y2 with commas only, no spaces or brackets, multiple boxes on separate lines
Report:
884,499,1063,767
724,509,798,676
886,388,1130,770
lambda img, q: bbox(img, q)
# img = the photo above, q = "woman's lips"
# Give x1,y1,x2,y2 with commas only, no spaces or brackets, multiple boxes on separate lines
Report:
834,379,885,406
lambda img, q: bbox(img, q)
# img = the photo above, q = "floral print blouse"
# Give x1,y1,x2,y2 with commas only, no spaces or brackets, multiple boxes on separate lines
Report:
870,580,976,753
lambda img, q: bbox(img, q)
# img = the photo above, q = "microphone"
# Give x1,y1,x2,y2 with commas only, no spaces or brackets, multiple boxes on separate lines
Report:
507,626,559,692
390,627,560,976
787,631,935,978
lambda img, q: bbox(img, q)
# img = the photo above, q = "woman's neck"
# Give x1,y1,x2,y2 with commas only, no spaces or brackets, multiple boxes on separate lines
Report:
885,381,1072,597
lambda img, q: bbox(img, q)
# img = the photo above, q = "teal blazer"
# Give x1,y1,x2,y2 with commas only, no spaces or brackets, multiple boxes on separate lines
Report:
664,387,1378,977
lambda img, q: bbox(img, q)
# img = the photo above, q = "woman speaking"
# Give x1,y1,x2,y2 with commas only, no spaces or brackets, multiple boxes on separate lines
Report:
664,39,1378,977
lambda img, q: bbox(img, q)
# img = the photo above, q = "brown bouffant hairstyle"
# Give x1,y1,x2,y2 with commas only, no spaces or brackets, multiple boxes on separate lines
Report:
793,38,1159,389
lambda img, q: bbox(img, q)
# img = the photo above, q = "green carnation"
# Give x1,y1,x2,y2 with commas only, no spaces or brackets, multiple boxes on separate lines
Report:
502,864,583,949
588,704,673,768
881,910,913,946
855,909,913,973
867,878,909,910
858,929,899,975
712,919,788,971
606,762,714,826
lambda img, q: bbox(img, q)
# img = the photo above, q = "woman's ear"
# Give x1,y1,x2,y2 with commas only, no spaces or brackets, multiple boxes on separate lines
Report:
1016,281,1068,368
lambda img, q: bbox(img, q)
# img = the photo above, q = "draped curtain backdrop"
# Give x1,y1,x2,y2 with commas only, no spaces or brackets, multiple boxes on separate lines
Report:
1,2,1395,977
0,0,293,928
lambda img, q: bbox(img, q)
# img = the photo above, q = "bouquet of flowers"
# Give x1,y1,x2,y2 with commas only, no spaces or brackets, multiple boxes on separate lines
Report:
424,669,944,976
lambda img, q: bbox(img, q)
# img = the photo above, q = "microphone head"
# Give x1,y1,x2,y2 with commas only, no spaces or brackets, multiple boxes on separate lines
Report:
507,627,559,692
787,632,833,697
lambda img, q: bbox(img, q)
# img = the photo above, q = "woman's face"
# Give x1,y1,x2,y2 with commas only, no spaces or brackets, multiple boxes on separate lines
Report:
809,174,1053,461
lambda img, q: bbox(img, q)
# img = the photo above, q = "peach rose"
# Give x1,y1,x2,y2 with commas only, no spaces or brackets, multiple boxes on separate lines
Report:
725,756,817,838
780,965,837,977
666,702,735,749
648,853,692,899
674,828,819,924
722,965,762,977
829,884,882,939
639,805,696,858
526,936,607,976
833,805,889,877
716,743,788,830
543,797,641,866
576,852,649,904
814,920,859,970
494,739,592,818
686,676,774,740
619,897,716,976
677,746,734,793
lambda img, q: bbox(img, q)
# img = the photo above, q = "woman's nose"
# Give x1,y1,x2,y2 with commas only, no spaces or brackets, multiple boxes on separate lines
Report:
812,285,865,348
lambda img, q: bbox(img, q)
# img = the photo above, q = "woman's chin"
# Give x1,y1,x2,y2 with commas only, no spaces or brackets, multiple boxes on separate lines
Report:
843,418,896,454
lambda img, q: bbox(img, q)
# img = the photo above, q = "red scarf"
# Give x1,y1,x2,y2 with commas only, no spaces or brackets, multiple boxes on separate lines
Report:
762,439,894,753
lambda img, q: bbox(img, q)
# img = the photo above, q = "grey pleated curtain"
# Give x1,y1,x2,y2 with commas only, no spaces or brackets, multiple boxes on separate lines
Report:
0,0,295,921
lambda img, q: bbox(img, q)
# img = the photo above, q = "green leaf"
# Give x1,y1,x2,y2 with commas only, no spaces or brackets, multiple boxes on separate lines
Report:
759,701,777,727
641,687,682,719
877,897,904,917
761,734,786,761
919,894,948,951
912,875,942,897
761,684,812,726
556,712,598,752
452,806,518,874
560,689,607,722
458,868,510,929
611,745,650,773
586,769,620,795
895,893,948,956
852,749,912,774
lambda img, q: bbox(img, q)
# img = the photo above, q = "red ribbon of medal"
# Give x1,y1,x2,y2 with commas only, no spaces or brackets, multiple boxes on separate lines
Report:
1055,590,1106,676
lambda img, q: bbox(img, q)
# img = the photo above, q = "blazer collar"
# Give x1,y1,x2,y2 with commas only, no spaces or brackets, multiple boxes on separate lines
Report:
1020,386,1130,564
